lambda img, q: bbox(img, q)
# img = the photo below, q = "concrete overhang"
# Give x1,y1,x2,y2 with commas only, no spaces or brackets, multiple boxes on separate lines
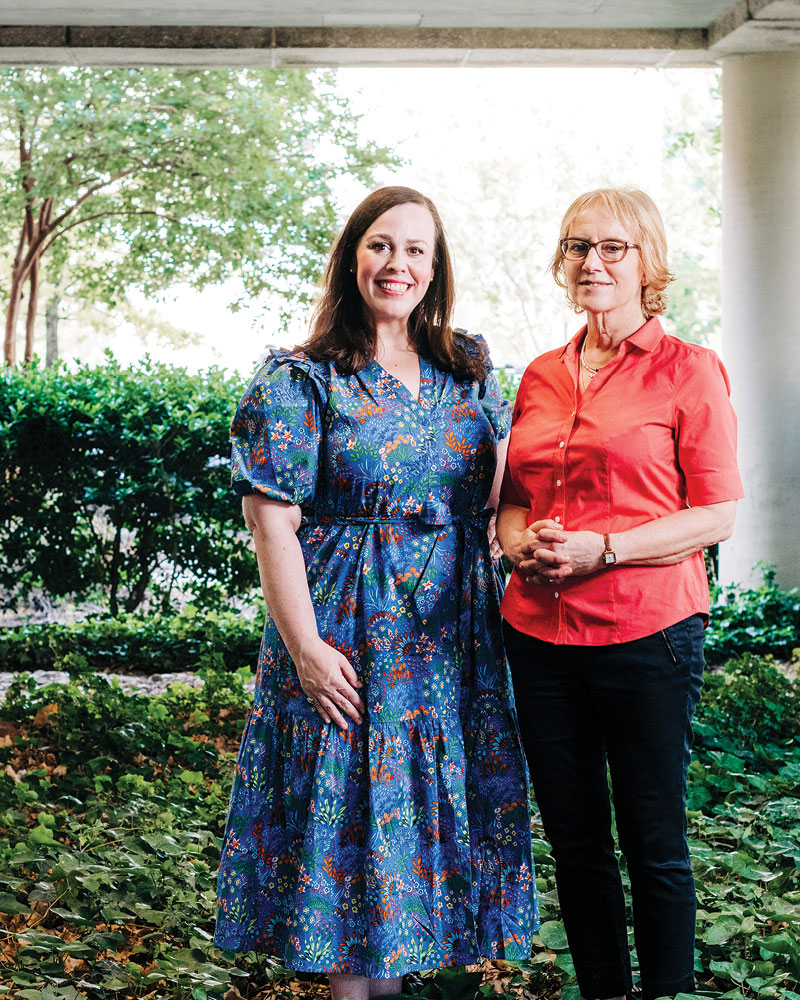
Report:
0,0,798,65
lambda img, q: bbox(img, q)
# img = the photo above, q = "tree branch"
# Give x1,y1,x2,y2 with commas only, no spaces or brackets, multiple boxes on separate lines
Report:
38,209,181,261
55,139,185,193
46,165,149,232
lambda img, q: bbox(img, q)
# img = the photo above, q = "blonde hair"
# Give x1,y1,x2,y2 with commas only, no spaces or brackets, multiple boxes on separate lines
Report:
550,188,674,318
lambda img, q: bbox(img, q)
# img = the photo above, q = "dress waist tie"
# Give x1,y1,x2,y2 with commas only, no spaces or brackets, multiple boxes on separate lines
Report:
303,506,494,630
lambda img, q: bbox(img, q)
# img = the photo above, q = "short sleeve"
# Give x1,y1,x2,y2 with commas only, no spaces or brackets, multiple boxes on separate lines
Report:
674,348,744,506
458,331,513,441
230,351,328,506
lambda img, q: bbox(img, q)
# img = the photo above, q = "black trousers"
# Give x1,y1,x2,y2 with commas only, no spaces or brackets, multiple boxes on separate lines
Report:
503,616,705,1000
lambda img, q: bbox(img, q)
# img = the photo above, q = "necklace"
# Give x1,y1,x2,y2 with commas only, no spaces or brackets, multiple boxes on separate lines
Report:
579,340,610,380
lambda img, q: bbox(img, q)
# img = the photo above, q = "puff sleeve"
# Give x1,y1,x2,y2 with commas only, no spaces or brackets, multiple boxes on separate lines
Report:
230,351,328,507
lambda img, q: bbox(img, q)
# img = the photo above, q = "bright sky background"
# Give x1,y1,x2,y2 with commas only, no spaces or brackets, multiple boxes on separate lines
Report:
64,65,719,375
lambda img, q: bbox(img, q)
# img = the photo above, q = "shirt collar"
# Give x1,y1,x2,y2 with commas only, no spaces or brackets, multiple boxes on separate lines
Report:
560,315,665,362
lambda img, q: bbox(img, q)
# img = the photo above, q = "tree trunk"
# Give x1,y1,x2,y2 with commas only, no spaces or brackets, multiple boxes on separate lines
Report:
126,524,153,612
4,223,28,366
4,276,23,366
45,294,60,368
24,252,40,364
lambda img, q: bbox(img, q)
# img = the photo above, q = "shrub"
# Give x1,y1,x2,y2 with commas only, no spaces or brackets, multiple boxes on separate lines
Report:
696,651,800,751
0,355,254,615
705,567,800,665
0,606,263,674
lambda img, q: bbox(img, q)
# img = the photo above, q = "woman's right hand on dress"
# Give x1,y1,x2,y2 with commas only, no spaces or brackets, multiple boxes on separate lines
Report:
241,495,366,732
295,637,365,731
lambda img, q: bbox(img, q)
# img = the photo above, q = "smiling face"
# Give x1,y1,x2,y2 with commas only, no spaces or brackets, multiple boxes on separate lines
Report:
564,203,647,328
354,202,436,334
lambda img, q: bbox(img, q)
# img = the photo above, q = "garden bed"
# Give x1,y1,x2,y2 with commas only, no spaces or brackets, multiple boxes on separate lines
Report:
0,654,797,999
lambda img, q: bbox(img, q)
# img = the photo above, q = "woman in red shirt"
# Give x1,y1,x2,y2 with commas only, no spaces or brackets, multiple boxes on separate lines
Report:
497,188,743,1000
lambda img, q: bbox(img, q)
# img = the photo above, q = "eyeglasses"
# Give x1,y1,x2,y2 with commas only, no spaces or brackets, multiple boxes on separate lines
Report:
560,238,641,263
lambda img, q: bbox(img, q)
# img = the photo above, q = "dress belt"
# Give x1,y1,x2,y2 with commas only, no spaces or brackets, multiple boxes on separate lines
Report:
303,510,495,626
304,510,491,529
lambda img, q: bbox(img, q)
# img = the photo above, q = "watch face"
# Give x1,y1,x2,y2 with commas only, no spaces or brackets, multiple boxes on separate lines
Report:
604,551,616,565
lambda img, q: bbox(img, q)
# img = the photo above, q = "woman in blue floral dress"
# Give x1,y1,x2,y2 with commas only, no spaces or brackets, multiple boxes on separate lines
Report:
214,186,537,1000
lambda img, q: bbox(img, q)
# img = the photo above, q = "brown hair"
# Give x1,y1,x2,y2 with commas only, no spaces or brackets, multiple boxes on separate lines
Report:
299,186,486,382
550,187,674,318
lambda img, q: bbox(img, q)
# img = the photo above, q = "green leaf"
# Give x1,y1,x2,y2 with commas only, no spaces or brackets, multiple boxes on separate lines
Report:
705,915,742,945
179,770,205,785
28,824,56,845
0,891,30,914
538,919,569,951
554,952,576,975
759,931,800,959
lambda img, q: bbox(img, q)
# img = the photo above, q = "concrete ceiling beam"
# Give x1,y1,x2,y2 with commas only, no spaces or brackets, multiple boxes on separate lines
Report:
0,24,714,67
709,0,800,53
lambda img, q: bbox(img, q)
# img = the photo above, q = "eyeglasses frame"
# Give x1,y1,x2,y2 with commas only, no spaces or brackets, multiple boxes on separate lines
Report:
559,238,641,263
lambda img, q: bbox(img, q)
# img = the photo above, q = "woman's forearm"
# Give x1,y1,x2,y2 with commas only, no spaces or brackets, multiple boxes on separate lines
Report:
613,500,738,566
243,495,320,661
529,500,738,580
487,435,509,512
496,502,532,566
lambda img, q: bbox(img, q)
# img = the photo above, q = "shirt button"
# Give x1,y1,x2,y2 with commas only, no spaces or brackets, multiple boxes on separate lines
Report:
555,516,561,523
559,441,565,448
556,479,561,486
554,591,559,598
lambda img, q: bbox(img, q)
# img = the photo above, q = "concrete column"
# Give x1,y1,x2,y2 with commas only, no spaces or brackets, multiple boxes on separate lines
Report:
720,53,800,589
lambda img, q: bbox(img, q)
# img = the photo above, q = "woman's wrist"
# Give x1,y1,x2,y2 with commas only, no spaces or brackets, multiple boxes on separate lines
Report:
599,532,617,568
283,629,324,667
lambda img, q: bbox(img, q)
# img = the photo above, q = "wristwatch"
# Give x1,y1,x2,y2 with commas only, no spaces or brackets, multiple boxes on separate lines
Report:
602,533,617,566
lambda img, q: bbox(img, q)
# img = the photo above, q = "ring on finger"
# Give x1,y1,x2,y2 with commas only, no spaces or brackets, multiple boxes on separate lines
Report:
306,695,317,706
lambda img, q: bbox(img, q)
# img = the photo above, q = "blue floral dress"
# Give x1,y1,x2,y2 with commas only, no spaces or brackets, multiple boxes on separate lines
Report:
214,334,538,978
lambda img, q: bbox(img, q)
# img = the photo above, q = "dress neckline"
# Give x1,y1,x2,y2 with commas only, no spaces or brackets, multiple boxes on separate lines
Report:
369,355,426,403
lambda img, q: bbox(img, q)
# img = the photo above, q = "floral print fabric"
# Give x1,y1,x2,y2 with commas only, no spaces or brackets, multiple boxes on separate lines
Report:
214,335,538,977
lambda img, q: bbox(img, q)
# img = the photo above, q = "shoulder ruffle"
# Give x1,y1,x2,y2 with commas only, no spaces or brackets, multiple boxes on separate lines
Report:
454,329,490,365
251,348,331,407
451,330,511,439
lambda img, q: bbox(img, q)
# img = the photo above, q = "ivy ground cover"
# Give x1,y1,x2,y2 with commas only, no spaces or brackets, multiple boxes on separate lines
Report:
0,653,797,1000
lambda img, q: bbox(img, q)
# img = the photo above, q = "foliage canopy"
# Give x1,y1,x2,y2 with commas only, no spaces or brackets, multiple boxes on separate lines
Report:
0,66,395,364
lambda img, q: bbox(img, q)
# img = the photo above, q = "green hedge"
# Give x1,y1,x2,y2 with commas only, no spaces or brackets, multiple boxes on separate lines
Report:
0,355,255,615
0,570,797,675
0,607,262,674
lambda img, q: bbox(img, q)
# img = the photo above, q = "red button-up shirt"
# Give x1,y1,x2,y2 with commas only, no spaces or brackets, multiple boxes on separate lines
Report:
500,317,744,645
